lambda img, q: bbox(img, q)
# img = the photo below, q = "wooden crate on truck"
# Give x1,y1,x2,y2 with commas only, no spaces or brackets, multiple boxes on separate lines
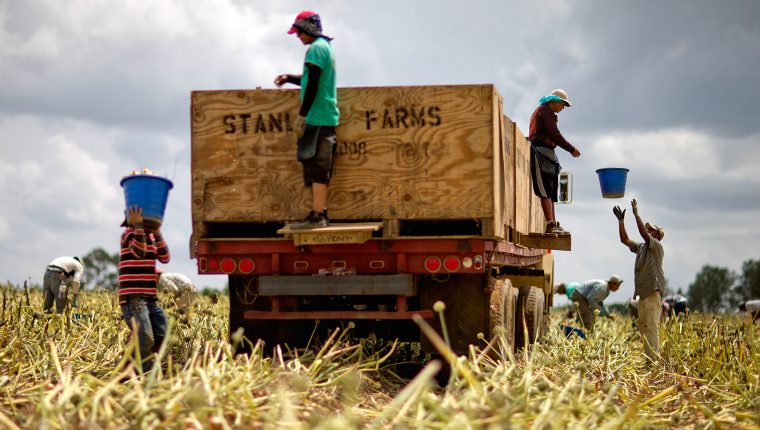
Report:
191,84,566,247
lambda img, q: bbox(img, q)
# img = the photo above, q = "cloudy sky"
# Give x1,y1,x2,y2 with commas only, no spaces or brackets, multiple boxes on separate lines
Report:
1,0,759,305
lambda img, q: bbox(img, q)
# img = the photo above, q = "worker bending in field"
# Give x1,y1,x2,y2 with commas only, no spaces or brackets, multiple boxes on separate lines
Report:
157,269,197,311
627,297,670,326
275,10,340,229
663,293,688,317
555,276,622,331
119,205,171,374
43,256,85,313
614,199,665,361
739,300,760,322
527,89,581,235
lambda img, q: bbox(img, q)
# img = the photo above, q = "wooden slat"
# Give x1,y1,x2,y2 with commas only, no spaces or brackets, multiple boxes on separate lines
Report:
502,117,516,241
516,232,571,251
277,222,382,246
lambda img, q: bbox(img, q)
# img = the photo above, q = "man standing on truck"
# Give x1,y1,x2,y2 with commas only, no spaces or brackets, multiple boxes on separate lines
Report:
614,199,665,361
274,11,340,229
119,205,171,373
42,256,85,313
556,276,622,330
527,89,580,235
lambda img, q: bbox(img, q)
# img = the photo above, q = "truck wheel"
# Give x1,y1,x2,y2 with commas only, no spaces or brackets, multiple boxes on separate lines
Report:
419,274,489,355
489,278,518,355
514,285,545,348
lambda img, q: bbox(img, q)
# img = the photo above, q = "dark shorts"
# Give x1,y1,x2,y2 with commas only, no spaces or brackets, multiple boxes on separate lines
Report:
301,126,336,186
672,302,687,315
530,146,558,201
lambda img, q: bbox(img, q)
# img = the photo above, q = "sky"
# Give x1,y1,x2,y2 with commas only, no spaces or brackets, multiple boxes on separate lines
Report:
1,0,759,305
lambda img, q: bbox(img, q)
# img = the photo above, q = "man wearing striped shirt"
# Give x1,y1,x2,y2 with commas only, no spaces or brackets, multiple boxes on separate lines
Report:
119,205,171,373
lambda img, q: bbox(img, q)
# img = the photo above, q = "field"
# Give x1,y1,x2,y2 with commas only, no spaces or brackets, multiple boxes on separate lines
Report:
1,285,759,429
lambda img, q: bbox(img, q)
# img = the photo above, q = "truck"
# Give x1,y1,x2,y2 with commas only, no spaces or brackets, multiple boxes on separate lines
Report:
190,84,570,355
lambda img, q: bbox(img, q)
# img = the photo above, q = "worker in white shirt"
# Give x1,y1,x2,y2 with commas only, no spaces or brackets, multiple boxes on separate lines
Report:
739,299,760,322
157,269,197,311
43,256,85,313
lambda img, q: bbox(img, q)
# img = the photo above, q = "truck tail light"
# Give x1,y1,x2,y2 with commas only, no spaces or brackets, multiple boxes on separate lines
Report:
443,255,461,272
220,258,237,274
238,257,255,274
424,256,442,273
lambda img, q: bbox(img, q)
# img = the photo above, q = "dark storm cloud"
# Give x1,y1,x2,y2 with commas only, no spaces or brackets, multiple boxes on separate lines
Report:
564,1,760,136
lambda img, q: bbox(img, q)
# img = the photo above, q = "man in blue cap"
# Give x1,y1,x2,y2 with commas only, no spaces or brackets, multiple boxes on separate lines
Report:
275,11,340,229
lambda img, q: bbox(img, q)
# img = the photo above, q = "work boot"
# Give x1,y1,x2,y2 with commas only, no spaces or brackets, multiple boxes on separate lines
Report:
288,210,328,230
546,221,571,235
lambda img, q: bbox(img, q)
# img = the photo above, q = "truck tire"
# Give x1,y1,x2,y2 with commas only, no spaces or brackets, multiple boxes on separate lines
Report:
419,274,489,355
489,278,518,355
514,285,545,348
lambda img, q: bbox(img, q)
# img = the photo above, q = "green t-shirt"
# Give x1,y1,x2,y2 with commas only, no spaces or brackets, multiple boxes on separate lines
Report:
564,282,578,300
301,37,339,126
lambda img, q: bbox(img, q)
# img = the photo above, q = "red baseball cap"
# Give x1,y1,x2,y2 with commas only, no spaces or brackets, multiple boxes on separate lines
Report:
287,11,317,34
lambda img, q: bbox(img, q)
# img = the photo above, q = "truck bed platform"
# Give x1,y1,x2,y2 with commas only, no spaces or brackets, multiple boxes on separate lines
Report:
277,222,383,246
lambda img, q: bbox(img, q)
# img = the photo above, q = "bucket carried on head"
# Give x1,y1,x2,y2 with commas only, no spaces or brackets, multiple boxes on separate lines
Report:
120,173,174,228
595,167,629,199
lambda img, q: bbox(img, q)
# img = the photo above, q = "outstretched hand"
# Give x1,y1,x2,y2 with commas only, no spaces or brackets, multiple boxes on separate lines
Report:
613,206,626,221
631,199,639,216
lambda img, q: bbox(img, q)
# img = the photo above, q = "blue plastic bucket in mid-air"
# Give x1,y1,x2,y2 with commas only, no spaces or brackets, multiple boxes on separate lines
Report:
595,168,629,199
120,174,174,227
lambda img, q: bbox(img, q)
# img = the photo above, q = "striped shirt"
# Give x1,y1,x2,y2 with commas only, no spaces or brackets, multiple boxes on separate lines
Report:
118,225,170,303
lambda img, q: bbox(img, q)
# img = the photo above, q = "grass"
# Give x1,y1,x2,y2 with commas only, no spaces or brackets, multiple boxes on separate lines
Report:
1,283,759,429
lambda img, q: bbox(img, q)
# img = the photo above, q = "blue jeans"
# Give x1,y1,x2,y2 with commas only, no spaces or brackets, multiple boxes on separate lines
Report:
121,296,167,373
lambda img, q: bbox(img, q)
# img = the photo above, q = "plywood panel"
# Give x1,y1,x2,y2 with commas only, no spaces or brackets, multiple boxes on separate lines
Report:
513,124,531,236
192,86,498,229
501,116,516,240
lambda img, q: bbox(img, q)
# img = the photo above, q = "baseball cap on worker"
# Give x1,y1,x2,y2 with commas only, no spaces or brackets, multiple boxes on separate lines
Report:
287,11,324,38
646,222,665,240
551,89,572,107
608,274,623,285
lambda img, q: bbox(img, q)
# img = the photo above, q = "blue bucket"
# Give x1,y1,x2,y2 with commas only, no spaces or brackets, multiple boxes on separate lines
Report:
120,174,173,227
595,168,629,199
561,325,586,339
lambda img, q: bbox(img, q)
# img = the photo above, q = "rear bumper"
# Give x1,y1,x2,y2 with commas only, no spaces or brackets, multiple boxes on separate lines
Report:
195,237,544,275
